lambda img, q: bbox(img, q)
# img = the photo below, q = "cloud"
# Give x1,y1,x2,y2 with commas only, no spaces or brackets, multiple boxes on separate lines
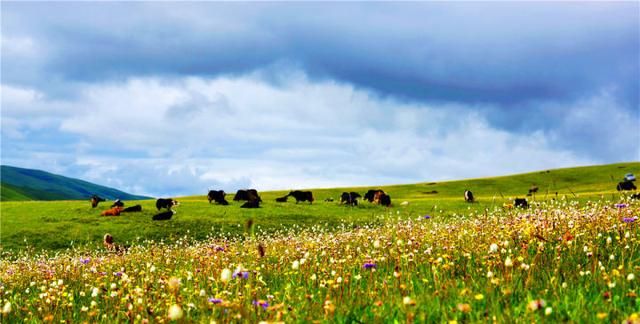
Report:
2,71,604,196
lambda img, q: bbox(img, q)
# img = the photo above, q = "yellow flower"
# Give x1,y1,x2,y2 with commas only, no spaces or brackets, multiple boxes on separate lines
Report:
596,312,607,319
220,268,232,282
2,302,11,314
474,294,484,301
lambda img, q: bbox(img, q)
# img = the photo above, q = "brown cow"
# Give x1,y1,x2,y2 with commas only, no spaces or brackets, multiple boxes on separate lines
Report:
101,206,123,216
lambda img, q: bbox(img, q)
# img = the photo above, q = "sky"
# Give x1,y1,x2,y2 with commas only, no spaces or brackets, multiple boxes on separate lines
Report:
1,2,639,197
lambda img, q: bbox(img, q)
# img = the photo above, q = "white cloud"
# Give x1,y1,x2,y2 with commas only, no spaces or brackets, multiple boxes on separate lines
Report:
3,71,600,196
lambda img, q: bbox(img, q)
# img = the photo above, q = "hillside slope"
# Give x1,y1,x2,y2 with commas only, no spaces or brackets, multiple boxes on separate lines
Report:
0,165,150,201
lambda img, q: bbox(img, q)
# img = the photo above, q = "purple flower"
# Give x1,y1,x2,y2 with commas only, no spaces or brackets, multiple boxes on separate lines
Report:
114,272,123,277
208,298,223,304
233,271,249,279
623,216,638,223
615,203,629,208
363,262,377,269
252,300,269,309
215,246,225,252
423,215,431,219
80,258,90,265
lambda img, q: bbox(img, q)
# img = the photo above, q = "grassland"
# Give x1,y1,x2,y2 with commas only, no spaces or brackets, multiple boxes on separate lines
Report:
1,162,638,252
0,162,639,323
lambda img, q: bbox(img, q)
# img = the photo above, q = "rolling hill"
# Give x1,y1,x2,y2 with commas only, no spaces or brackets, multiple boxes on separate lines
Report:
0,165,151,201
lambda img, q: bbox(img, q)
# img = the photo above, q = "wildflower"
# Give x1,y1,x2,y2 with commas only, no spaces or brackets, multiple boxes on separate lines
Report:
615,203,628,208
596,313,608,319
607,237,612,244
627,273,635,281
373,240,381,248
199,289,206,297
545,307,552,316
504,257,513,267
489,243,498,253
292,260,300,270
354,274,362,280
527,299,546,311
232,271,249,279
167,304,183,320
363,262,377,269
486,271,494,278
623,217,637,223
403,296,416,306
91,287,99,297
457,303,471,313
80,306,88,312
220,268,232,282
310,274,317,281
168,277,180,291
208,298,223,304
2,302,11,314
253,300,269,310
80,258,90,265
474,294,484,301
423,215,431,219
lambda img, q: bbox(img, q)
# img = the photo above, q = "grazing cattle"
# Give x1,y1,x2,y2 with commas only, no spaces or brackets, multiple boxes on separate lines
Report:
288,190,314,203
631,193,640,200
103,233,128,253
464,190,474,202
241,200,260,208
340,192,361,206
617,180,637,191
233,189,262,202
527,186,539,196
156,198,178,210
90,195,105,208
364,189,384,203
275,196,288,202
207,190,229,205
514,198,528,208
121,205,142,212
324,198,334,202
111,199,124,208
101,206,123,216
153,209,176,221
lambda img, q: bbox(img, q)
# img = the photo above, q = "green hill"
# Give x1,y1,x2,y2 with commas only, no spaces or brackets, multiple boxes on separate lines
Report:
0,165,151,201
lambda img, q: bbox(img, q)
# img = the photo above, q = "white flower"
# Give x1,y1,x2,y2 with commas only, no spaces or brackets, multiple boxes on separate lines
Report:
489,243,498,253
292,260,300,270
627,273,635,281
486,271,494,278
2,302,11,314
373,240,381,248
504,257,513,267
91,287,99,297
220,268,232,282
168,304,183,320
545,307,552,316
606,237,612,244
199,289,206,297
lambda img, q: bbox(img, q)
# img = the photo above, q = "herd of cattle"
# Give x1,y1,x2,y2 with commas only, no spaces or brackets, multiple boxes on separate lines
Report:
90,175,639,220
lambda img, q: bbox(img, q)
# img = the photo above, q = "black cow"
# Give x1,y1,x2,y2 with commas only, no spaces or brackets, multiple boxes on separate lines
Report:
464,190,474,203
111,199,125,208
288,190,314,204
275,196,288,202
364,189,384,203
340,192,361,206
241,200,260,208
156,198,178,210
90,195,105,208
617,180,637,191
514,198,528,208
152,209,176,221
631,193,640,200
233,189,262,202
207,190,229,205
122,205,142,212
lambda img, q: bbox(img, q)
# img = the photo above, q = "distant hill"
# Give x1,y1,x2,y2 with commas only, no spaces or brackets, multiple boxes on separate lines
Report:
0,165,151,201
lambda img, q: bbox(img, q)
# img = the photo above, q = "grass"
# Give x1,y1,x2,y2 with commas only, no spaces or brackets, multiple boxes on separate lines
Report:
1,162,638,252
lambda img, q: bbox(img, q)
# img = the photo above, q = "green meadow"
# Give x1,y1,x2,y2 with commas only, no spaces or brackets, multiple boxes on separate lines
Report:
1,162,637,252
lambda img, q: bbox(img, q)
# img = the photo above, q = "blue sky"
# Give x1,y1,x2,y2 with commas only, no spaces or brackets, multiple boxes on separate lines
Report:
1,2,638,197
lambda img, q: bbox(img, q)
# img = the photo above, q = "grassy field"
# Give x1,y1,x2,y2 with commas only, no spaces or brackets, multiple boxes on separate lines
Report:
1,162,638,252
0,162,639,323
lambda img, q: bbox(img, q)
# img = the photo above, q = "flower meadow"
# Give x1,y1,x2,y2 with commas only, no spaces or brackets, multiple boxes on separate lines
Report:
1,198,639,323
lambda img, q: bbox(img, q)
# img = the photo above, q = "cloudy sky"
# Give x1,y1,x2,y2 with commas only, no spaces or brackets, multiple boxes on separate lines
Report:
2,2,638,197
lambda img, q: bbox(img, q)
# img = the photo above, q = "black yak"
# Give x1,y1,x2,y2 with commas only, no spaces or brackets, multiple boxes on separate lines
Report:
153,209,176,220
617,180,637,191
121,205,142,212
340,192,361,206
241,200,260,208
156,198,178,210
364,189,384,203
464,190,474,202
378,193,392,207
288,190,314,203
233,189,262,202
111,199,125,208
90,195,105,208
207,190,229,205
